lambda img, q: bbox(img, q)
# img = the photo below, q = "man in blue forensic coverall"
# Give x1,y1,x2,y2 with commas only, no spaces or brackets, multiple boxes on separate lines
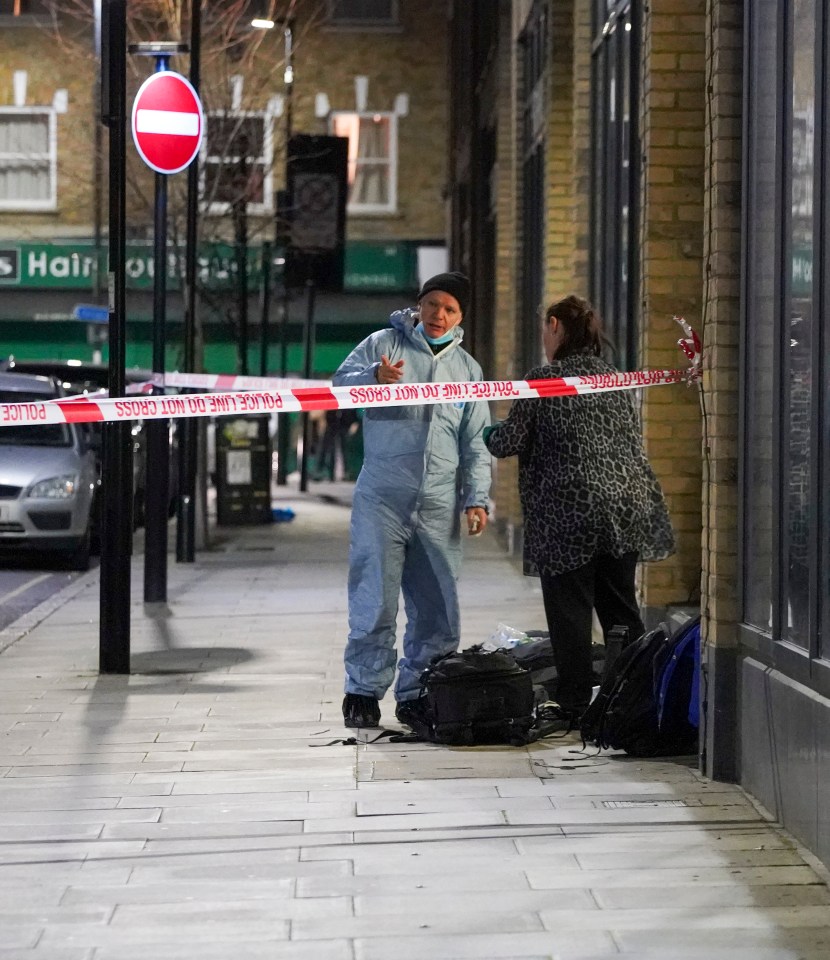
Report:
332,272,492,729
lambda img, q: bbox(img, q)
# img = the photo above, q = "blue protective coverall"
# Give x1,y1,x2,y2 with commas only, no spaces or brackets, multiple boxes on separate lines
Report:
332,309,492,702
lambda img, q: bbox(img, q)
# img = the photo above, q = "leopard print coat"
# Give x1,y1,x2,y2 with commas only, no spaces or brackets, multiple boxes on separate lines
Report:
485,352,675,577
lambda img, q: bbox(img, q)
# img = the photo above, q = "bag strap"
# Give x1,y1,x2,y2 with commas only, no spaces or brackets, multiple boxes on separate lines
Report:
311,728,423,747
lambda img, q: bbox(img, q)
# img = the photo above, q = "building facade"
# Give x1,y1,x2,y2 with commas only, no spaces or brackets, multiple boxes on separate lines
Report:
449,0,830,870
449,0,703,623
0,0,452,375
4,0,829,875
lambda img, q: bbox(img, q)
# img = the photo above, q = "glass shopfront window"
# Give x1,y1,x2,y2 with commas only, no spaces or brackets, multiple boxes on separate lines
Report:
518,0,547,372
744,0,779,633
784,0,815,647
590,0,640,369
743,0,828,663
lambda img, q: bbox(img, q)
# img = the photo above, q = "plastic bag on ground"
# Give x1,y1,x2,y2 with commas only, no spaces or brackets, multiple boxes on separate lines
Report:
482,622,531,651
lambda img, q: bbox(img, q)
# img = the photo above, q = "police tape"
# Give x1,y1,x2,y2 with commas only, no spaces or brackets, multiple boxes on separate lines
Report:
0,366,692,428
85,317,701,399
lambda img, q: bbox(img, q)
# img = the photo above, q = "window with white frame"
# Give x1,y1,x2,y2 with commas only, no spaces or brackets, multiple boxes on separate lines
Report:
327,0,399,28
330,112,397,214
0,108,56,211
202,111,273,216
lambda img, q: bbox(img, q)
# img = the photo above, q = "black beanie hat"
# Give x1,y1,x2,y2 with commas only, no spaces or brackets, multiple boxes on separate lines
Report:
418,271,471,317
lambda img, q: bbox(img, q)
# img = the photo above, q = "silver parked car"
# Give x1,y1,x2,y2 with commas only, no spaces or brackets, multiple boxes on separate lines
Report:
0,372,98,570
0,359,176,528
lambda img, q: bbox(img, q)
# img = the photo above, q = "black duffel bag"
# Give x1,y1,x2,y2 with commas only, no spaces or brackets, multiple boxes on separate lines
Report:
414,649,536,746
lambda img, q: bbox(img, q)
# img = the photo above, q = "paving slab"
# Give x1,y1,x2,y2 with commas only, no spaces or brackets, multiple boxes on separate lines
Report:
0,488,828,958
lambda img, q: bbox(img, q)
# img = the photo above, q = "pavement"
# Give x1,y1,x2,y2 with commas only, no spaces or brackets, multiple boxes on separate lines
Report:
1,480,830,959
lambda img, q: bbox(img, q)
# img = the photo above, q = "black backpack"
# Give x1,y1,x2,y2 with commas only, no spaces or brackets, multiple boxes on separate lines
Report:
412,649,537,746
580,618,700,757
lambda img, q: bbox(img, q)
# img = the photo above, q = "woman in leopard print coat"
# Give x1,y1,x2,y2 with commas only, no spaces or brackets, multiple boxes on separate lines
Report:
484,296,675,722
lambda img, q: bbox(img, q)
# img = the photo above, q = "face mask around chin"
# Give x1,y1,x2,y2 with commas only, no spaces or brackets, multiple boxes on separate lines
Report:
416,321,455,345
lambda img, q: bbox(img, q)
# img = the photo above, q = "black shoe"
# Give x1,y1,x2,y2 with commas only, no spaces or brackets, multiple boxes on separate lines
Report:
536,701,581,733
342,693,380,728
395,697,431,731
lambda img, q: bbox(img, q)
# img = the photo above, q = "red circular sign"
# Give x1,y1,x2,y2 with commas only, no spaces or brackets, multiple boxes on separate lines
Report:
131,71,204,175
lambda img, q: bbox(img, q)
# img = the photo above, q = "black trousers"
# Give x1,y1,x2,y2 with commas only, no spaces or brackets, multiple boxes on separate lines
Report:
539,552,645,714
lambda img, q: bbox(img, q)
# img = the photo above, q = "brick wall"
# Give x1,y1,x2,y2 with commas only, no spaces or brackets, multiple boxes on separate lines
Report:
542,2,575,306
293,0,449,243
571,2,592,290
490,0,590,552
0,20,96,237
702,2,743,645
491,3,522,529
0,5,450,245
638,0,706,611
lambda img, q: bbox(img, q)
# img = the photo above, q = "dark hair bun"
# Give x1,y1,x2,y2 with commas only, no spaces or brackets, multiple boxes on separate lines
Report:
544,295,604,358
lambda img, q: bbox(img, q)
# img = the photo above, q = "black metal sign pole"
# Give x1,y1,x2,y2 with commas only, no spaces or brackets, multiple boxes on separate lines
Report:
99,0,131,673
298,278,316,493
276,21,294,486
144,163,170,601
235,197,249,376
143,53,172,604
259,241,271,377
176,0,201,564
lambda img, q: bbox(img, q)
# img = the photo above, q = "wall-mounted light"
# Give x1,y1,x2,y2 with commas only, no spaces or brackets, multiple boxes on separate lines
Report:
250,1,275,29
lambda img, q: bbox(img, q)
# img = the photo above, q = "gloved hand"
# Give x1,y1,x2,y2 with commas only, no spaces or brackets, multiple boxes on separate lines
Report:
482,422,502,444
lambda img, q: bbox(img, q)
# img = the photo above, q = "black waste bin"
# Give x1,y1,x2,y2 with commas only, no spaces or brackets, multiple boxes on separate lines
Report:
215,414,272,525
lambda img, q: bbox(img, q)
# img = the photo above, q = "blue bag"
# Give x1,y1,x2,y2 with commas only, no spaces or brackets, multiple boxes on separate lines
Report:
655,615,701,736
581,616,701,757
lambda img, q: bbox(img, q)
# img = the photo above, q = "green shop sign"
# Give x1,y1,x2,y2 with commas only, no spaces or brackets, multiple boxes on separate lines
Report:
344,241,416,292
0,240,419,293
0,243,260,292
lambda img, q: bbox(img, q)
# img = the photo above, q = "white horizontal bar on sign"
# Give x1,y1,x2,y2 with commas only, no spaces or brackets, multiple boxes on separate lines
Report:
136,109,199,137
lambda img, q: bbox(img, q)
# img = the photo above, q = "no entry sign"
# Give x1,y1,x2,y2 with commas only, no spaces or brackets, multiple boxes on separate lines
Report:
131,71,204,175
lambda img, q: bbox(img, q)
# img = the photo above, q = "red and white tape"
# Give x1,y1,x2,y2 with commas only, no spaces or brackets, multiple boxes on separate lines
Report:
62,315,702,402
1,318,700,428
675,315,702,380
1,366,690,428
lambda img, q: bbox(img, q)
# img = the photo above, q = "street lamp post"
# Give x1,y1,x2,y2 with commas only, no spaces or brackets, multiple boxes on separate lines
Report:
176,0,202,564
251,12,294,485
99,0,131,673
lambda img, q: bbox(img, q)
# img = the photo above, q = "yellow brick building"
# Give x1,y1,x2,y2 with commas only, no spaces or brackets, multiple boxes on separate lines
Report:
448,0,830,875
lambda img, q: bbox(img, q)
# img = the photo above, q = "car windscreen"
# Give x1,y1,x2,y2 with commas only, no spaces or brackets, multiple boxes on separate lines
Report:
0,392,71,447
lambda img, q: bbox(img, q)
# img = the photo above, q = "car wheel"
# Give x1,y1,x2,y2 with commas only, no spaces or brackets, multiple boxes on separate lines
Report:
90,494,102,555
65,529,91,572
